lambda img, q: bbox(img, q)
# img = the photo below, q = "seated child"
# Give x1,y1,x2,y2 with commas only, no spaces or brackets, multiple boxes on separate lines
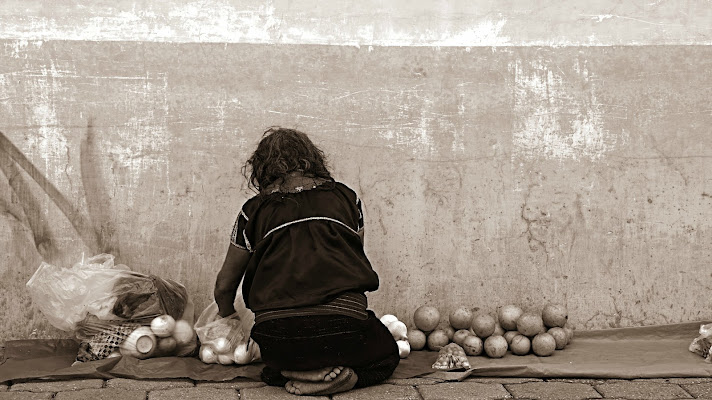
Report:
214,127,399,396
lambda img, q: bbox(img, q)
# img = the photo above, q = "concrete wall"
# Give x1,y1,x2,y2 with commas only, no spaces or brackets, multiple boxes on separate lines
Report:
1,1,711,340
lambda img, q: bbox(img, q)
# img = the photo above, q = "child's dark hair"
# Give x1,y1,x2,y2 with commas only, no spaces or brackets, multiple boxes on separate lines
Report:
243,127,333,192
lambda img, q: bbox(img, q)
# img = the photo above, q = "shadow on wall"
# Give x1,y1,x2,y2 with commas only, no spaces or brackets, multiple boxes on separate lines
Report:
0,120,120,267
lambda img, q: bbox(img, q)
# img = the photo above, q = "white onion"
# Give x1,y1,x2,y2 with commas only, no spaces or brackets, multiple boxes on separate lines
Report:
213,337,231,354
387,320,408,341
380,314,399,326
121,327,157,359
397,340,411,358
249,340,261,362
172,320,195,345
156,336,177,356
200,344,218,364
233,343,251,364
217,353,234,365
150,315,176,338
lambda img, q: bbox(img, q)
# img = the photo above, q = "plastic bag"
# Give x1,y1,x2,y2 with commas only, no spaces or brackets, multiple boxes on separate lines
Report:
73,295,196,362
26,253,129,331
194,290,260,365
27,254,197,362
689,323,712,363
432,343,471,370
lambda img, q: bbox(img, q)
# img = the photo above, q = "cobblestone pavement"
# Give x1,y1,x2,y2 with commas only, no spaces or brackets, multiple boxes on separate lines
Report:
2,377,712,399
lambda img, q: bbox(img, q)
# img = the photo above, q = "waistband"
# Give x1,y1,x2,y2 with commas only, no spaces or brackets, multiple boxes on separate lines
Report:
254,292,368,325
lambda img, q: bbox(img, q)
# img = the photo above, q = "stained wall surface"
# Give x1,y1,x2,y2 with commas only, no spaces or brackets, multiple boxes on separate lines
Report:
0,1,711,340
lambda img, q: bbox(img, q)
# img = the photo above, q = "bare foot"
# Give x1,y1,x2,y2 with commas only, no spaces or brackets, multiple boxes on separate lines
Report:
281,366,343,382
285,367,357,396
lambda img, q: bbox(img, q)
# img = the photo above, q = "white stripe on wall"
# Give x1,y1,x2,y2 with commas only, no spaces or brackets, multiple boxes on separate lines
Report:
0,0,710,46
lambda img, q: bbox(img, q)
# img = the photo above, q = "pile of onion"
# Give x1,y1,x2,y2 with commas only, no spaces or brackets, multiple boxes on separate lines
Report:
200,337,260,365
120,314,196,359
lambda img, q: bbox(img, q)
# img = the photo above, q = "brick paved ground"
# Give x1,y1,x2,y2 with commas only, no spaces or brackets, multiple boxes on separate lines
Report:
3,377,712,399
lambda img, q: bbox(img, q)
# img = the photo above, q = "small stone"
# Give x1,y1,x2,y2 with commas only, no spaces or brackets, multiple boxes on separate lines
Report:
195,378,266,390
418,382,509,400
54,388,146,400
148,387,238,400
105,378,194,390
595,382,691,399
0,393,53,400
9,379,104,392
505,382,602,399
332,384,420,400
240,385,328,400
681,383,712,399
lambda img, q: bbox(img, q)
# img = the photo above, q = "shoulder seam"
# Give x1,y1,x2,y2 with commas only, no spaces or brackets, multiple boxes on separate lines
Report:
336,181,360,204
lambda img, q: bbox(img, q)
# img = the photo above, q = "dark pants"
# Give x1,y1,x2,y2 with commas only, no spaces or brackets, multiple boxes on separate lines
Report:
250,310,400,388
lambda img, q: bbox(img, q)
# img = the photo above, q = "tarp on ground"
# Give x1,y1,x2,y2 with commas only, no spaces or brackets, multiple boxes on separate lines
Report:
2,321,711,384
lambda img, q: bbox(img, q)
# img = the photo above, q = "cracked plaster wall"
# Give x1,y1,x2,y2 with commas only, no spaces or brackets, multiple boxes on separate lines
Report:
0,1,711,340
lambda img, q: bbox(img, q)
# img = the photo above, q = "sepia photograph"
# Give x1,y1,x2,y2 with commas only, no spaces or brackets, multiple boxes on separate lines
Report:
0,1,711,398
